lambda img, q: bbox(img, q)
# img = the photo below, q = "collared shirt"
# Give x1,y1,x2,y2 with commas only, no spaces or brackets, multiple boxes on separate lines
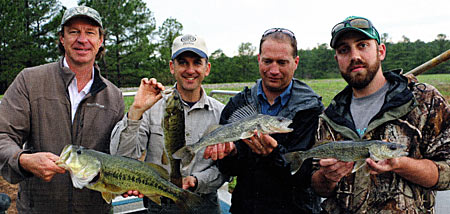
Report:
64,58,94,122
257,80,293,116
110,86,227,195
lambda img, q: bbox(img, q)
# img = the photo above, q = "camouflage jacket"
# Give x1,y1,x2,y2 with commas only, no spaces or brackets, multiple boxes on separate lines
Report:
315,70,450,214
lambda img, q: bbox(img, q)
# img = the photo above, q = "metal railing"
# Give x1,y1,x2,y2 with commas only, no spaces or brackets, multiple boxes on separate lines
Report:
122,90,239,97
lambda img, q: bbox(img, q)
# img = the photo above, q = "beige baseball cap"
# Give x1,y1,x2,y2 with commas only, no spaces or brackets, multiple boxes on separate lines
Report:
171,34,208,60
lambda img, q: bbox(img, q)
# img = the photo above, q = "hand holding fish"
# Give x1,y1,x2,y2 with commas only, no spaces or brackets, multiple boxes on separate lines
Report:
366,157,439,188
19,152,66,182
122,176,198,199
182,176,197,191
242,130,277,156
366,157,401,175
311,158,354,197
122,190,144,198
203,142,236,160
128,78,165,120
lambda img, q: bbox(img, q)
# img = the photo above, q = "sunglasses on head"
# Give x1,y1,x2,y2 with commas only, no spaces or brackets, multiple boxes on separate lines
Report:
331,18,373,36
262,28,296,39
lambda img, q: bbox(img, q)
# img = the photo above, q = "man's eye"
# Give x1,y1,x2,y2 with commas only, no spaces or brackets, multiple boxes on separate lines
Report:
337,47,348,54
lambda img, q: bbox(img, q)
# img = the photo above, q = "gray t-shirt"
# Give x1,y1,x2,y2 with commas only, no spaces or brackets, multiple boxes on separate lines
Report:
351,82,390,136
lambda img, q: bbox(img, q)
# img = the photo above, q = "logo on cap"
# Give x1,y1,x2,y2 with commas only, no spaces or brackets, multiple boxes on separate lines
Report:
180,35,197,43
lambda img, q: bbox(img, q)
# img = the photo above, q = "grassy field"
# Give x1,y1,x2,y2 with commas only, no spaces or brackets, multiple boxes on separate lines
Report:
120,73,450,111
205,74,450,107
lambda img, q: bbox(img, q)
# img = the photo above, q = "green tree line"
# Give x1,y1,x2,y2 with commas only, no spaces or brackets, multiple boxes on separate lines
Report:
1,0,449,93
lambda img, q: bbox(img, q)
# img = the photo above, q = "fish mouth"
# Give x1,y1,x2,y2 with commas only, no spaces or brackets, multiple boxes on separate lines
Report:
56,144,75,167
88,173,101,185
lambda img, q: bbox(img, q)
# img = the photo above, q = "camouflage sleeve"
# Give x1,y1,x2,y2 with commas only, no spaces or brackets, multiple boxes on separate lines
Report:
416,83,450,190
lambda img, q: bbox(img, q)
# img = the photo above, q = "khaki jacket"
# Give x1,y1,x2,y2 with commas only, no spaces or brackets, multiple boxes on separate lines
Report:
316,70,450,214
0,58,124,213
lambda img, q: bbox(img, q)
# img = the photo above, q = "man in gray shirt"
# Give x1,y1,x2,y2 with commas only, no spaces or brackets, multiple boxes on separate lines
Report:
110,34,227,213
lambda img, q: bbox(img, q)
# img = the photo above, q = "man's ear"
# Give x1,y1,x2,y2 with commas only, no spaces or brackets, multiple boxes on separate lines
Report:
169,60,175,75
378,43,386,61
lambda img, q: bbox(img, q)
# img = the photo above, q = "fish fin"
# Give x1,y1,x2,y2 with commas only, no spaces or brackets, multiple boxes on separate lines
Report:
285,151,305,175
101,192,117,204
228,104,257,123
352,160,367,173
174,190,204,214
239,131,254,140
145,163,170,180
104,183,123,193
148,195,162,206
161,151,169,165
172,146,195,168
204,124,222,135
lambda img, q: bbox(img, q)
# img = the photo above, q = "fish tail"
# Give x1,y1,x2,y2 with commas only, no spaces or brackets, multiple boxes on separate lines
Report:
175,190,204,214
285,151,305,175
172,146,195,168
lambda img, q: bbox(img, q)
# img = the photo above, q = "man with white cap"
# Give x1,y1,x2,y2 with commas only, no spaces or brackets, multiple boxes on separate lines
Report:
0,5,124,213
110,34,227,213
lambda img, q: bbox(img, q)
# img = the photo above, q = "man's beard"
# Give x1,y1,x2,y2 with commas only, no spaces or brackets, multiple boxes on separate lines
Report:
341,58,381,90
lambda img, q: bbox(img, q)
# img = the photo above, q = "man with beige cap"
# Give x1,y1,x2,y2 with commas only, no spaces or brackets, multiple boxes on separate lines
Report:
110,34,227,213
0,5,124,213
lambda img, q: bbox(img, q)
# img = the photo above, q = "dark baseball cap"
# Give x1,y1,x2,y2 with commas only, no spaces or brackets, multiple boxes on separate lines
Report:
330,16,380,49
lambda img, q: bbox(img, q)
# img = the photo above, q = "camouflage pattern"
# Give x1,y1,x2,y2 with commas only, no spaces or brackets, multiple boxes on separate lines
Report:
61,6,103,28
315,71,450,214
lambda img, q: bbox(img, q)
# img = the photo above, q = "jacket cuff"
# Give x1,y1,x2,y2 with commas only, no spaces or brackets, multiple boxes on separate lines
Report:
7,150,34,183
432,161,450,190
125,113,142,129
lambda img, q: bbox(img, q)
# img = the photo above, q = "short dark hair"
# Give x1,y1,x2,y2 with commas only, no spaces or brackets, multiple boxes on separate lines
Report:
259,32,298,58
58,18,106,60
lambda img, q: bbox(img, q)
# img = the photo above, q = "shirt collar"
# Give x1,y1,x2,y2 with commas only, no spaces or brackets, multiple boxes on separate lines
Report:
172,83,210,111
257,80,293,106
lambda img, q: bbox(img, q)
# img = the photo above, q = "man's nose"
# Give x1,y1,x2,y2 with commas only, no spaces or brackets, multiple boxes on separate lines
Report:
266,62,280,74
76,32,88,43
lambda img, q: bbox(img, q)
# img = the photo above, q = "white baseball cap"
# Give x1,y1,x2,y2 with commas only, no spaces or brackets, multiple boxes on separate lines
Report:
171,34,208,60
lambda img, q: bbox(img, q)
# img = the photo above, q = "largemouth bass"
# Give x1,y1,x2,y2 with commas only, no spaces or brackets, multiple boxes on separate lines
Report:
56,145,202,213
173,105,293,167
285,140,408,175
163,89,185,187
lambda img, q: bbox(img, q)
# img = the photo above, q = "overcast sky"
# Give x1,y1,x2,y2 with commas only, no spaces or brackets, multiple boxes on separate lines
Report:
61,0,450,56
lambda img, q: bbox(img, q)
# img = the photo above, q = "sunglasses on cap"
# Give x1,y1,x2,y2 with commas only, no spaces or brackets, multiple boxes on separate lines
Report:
262,28,296,39
330,16,380,48
332,18,373,35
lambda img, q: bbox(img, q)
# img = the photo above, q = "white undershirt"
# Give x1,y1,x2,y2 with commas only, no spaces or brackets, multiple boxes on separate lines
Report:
64,58,94,123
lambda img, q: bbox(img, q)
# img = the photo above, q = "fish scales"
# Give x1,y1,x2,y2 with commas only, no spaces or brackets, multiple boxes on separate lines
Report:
163,90,185,187
285,140,408,175
173,113,293,167
83,148,183,198
57,145,203,213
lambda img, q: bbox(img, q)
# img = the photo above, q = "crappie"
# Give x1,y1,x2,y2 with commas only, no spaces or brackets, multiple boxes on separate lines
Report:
173,105,293,167
163,89,185,187
285,140,408,175
56,144,202,213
